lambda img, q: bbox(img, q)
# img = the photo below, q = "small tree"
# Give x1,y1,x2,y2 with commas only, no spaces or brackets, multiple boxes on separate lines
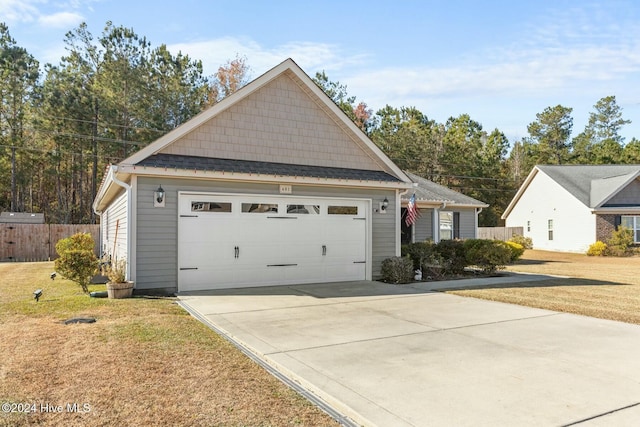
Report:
54,233,98,293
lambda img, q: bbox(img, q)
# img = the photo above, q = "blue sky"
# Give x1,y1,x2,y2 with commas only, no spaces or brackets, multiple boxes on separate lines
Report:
3,0,640,145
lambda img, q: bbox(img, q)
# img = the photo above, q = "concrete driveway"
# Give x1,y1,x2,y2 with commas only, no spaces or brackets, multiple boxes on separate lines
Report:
178,275,640,427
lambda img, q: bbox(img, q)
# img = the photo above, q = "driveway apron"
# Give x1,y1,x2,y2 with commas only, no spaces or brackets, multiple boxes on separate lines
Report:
178,277,640,427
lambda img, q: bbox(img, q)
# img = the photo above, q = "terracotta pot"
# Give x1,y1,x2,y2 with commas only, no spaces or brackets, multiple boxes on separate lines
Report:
106,281,134,299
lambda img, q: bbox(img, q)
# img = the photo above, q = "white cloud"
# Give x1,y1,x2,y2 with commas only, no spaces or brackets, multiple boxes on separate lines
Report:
0,0,90,27
38,11,84,28
343,6,640,113
0,0,44,23
167,36,368,79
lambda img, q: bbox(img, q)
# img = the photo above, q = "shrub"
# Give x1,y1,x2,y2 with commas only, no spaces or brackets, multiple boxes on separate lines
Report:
402,241,441,270
463,239,511,274
587,241,608,256
607,226,634,256
508,234,533,250
503,241,525,262
380,256,414,284
435,239,467,274
54,233,98,293
605,245,629,257
55,232,95,254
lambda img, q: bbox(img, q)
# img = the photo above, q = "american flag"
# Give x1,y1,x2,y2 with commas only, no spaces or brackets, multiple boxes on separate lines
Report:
405,193,420,227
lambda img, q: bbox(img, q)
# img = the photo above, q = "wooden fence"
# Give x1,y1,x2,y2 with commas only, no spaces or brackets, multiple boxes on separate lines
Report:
0,224,100,262
478,226,524,241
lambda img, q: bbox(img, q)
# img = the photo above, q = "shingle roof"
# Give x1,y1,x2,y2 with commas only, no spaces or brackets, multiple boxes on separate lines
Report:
537,165,640,207
136,153,402,182
403,171,488,207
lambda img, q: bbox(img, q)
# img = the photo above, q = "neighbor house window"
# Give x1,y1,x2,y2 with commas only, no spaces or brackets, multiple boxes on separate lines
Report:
440,211,453,240
548,219,553,240
621,216,640,243
527,221,531,232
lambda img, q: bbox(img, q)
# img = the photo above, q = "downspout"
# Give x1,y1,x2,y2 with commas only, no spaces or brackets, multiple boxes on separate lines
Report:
108,165,132,281
475,207,483,238
93,168,112,262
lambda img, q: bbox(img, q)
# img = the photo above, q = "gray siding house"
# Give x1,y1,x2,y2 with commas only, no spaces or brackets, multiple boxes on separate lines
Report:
401,172,488,244
93,58,413,294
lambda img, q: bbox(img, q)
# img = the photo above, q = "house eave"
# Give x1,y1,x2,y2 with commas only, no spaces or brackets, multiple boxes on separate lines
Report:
117,164,412,190
591,207,640,215
93,165,132,213
501,166,541,220
400,200,488,209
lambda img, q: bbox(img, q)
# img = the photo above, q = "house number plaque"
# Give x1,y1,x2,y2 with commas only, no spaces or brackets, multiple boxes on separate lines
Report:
279,184,292,194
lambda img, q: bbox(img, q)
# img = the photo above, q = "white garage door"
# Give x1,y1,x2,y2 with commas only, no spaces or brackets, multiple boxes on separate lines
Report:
178,193,369,291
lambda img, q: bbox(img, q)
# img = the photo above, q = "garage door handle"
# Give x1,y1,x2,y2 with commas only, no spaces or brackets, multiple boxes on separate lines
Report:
234,246,239,258
180,267,198,270
322,245,327,256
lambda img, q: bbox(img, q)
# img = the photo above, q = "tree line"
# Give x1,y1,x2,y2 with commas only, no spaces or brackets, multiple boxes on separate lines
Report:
313,77,637,226
1,21,637,225
0,21,249,223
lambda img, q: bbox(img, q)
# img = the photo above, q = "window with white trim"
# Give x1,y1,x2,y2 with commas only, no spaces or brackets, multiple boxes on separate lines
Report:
621,216,640,243
440,211,453,240
548,219,553,240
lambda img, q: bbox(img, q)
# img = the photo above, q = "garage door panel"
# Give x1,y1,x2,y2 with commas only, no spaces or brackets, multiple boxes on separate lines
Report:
324,262,366,282
178,194,368,291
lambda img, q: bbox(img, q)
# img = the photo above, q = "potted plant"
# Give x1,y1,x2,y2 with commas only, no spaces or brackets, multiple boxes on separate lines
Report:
106,259,134,299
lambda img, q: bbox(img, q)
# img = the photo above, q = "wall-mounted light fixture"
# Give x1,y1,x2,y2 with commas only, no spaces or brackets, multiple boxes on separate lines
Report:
154,185,165,207
379,197,389,214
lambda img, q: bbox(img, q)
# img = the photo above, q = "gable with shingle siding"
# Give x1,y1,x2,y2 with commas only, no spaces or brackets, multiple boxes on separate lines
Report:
160,72,381,171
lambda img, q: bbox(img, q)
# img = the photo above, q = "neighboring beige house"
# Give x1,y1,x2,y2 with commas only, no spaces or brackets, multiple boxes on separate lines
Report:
93,58,413,294
502,165,640,253
401,172,488,244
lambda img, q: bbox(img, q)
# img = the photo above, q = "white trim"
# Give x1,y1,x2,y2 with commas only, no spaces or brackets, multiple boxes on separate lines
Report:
501,166,540,220
396,188,409,254
93,166,115,214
